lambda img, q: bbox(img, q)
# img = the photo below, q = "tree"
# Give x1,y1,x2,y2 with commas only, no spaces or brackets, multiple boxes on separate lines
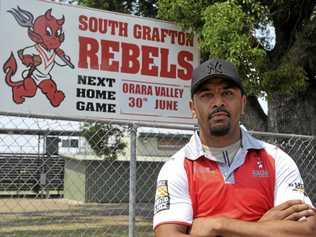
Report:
78,0,157,17
134,0,158,17
78,0,134,14
81,122,127,160
157,0,316,135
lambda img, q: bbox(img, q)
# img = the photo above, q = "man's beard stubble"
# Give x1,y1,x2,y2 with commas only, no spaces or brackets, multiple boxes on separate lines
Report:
209,124,231,136
208,106,231,137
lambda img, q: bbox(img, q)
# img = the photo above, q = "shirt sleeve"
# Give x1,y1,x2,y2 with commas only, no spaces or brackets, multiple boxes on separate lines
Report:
274,147,313,206
153,156,193,230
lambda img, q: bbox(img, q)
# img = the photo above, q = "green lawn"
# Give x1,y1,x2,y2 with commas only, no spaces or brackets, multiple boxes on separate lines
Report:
0,199,154,237
0,226,154,237
0,216,154,237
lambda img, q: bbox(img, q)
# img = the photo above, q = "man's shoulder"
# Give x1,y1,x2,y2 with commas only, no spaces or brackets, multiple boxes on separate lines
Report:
160,141,193,171
166,146,187,166
241,128,289,158
259,140,289,159
157,146,190,182
242,129,295,166
257,140,299,170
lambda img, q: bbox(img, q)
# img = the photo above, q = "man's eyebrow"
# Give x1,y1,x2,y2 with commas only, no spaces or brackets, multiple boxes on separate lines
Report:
223,84,238,90
196,86,212,94
198,87,210,92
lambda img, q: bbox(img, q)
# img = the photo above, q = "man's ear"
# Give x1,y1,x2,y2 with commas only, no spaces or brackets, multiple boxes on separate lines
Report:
241,95,246,115
189,99,197,118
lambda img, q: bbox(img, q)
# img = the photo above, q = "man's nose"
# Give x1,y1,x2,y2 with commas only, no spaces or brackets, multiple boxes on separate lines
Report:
212,94,224,107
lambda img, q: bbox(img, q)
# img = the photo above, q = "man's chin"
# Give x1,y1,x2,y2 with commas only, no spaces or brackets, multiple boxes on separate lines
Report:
209,125,230,136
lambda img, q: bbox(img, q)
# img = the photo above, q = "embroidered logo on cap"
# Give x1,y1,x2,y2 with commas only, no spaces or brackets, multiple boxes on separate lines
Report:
207,61,223,75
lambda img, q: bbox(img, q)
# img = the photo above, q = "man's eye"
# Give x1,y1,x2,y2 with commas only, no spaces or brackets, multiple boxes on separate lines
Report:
223,91,233,97
200,92,213,98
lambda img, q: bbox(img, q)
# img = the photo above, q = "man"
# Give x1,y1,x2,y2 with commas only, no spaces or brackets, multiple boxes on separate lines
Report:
153,59,315,237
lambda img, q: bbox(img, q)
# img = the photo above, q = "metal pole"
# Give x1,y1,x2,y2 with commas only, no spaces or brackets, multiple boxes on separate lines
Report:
128,123,137,237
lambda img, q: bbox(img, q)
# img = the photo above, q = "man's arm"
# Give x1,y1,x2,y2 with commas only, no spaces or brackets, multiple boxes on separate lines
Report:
153,156,196,236
155,224,188,237
190,200,316,237
190,214,316,237
155,223,218,237
259,200,316,222
216,215,316,237
273,145,313,207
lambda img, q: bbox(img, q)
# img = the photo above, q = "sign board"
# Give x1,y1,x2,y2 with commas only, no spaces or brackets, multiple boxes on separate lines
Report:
0,0,199,125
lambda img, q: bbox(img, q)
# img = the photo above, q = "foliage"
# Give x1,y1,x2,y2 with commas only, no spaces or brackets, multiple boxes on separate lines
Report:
81,122,127,160
78,0,134,14
134,0,158,17
78,0,157,16
201,2,267,95
231,0,268,22
263,62,307,97
157,0,315,97
157,0,212,33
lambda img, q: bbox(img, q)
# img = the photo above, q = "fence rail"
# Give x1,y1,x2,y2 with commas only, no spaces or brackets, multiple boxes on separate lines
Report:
0,115,315,237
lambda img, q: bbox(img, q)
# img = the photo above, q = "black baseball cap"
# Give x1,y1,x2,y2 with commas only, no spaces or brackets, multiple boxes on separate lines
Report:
191,59,244,97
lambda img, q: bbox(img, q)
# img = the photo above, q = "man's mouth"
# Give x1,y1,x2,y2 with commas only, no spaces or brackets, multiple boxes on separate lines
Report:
210,112,229,118
208,108,230,120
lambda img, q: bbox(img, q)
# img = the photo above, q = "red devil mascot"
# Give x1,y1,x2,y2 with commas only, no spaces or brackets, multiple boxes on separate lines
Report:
3,6,74,107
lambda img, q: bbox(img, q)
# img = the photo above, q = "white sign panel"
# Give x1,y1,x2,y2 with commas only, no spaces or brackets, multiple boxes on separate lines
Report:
0,0,199,125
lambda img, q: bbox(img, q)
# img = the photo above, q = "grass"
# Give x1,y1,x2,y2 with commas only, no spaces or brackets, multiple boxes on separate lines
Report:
0,199,154,237
0,226,154,237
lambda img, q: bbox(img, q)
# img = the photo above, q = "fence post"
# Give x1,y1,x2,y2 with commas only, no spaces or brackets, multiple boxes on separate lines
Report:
129,123,137,237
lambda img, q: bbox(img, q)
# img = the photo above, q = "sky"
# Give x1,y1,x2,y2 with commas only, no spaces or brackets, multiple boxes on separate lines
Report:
258,96,268,115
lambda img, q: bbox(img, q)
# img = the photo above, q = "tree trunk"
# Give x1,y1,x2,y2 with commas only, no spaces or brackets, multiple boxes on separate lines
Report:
242,96,268,132
268,84,316,135
265,1,316,136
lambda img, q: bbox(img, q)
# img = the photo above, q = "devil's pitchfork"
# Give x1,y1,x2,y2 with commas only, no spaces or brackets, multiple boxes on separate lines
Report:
8,6,74,69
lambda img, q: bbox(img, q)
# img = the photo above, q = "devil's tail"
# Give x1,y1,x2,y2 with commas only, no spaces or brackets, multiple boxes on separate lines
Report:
3,52,23,87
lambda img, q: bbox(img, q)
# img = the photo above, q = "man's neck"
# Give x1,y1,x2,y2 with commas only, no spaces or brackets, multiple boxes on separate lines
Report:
200,127,241,148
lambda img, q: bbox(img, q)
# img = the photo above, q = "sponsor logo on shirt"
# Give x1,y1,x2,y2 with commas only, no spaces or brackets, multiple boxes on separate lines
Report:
256,159,264,169
252,170,269,177
252,157,269,177
194,166,215,174
289,182,307,196
154,180,170,214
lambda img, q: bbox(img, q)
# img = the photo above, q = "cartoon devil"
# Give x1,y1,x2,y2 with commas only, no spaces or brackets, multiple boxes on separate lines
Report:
2,6,74,107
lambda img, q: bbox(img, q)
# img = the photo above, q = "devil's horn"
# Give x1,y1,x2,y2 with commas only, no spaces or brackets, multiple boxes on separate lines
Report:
57,15,65,26
44,8,53,20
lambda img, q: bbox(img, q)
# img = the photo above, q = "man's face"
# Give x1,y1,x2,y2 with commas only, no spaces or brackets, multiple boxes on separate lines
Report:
190,78,246,137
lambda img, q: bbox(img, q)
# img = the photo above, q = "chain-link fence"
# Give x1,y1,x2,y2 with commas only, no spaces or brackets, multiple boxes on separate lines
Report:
0,115,315,237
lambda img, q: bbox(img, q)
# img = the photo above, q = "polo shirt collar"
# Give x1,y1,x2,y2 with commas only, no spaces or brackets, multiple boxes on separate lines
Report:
184,126,264,161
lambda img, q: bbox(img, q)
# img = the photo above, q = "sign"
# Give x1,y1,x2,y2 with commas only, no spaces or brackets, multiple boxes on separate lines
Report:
0,0,199,125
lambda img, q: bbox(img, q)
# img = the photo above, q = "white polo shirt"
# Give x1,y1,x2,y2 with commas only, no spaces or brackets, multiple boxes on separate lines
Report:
153,128,313,230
